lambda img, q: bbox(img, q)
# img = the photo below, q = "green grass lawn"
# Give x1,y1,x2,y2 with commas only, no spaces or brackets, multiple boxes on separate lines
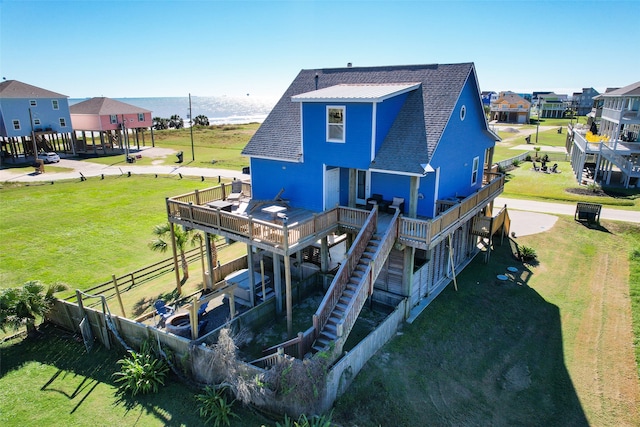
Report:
0,176,224,289
333,217,640,426
0,324,270,426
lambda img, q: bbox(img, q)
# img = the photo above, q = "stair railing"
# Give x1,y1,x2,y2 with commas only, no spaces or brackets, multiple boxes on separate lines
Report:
312,206,378,340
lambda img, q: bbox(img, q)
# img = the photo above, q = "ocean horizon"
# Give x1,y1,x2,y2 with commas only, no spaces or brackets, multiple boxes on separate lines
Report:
69,95,276,125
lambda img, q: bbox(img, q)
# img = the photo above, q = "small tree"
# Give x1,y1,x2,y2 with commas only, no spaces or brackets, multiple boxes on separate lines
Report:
0,281,68,337
149,223,204,282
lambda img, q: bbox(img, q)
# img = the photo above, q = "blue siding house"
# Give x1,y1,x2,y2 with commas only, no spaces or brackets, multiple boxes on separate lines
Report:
166,62,505,377
0,80,74,162
243,63,497,219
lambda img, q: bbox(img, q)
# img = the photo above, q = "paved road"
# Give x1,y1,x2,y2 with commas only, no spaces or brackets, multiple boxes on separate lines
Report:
0,148,249,183
496,196,640,224
1,151,638,226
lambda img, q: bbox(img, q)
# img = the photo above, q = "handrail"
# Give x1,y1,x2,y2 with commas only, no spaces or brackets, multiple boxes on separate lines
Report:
312,206,378,340
336,209,400,345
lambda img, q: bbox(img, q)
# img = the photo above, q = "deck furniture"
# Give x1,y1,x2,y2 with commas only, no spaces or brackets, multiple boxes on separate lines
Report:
207,200,233,212
154,300,174,327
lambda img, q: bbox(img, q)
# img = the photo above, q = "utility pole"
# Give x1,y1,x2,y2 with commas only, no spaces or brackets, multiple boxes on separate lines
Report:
189,93,195,161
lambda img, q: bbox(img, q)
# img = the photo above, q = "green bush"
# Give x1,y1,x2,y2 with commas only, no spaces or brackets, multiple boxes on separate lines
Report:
520,246,537,262
195,386,239,426
512,159,521,167
113,349,169,396
276,412,334,427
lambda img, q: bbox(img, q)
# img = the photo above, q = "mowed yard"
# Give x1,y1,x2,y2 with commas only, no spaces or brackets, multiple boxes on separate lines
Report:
1,123,640,426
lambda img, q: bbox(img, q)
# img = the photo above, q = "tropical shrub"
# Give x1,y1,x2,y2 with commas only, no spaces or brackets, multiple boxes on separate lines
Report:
195,386,239,426
113,347,169,396
0,281,67,337
520,246,537,262
276,412,334,427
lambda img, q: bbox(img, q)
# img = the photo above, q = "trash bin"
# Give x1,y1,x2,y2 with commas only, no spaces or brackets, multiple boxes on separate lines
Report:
176,151,183,163
126,156,135,163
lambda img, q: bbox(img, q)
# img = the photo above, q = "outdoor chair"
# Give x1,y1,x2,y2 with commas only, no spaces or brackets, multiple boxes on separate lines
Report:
154,300,174,328
532,162,540,172
389,197,405,213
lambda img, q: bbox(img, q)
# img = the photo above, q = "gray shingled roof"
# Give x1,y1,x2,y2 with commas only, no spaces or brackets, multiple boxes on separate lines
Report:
0,80,67,99
242,63,475,174
598,81,640,97
69,97,151,115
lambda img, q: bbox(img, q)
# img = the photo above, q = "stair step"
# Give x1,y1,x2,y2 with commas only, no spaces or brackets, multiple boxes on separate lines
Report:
343,289,355,298
339,296,351,305
324,323,337,335
346,284,358,292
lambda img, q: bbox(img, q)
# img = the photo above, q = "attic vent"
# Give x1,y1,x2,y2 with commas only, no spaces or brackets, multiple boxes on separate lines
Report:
460,105,467,121
347,62,352,68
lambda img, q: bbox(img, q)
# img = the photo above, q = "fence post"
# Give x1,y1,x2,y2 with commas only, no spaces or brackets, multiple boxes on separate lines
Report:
112,275,126,317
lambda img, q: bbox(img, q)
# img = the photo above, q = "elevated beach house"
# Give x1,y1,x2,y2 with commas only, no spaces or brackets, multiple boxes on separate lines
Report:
0,80,74,162
489,91,531,124
70,97,153,156
165,62,505,366
567,80,640,188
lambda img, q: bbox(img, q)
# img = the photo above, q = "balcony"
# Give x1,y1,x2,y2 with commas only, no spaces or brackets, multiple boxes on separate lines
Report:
166,173,505,256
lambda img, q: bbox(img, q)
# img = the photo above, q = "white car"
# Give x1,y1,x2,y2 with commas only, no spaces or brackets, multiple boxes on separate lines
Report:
38,152,60,163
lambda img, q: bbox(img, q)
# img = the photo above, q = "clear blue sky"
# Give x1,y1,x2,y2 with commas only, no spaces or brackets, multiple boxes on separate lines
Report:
2,0,638,102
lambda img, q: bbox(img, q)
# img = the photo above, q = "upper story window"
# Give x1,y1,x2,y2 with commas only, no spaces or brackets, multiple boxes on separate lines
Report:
12,119,21,130
30,100,37,106
138,113,145,121
471,156,479,185
52,100,59,110
110,115,118,124
460,105,466,121
327,106,345,143
59,118,67,127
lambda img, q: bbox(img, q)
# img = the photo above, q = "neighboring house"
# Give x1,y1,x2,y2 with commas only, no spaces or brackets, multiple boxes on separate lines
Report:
573,87,600,116
568,80,640,188
70,97,153,155
164,63,506,409
481,90,498,106
537,92,569,118
0,80,74,162
489,91,531,123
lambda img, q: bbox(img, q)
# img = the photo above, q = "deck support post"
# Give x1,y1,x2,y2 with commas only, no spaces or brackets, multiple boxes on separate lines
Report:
348,168,357,208
402,247,415,317
247,245,255,306
169,222,182,294
273,253,282,314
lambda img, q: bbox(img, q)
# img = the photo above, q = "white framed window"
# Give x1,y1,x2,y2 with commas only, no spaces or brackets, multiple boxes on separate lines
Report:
327,106,345,143
460,105,466,121
12,119,20,130
110,115,118,124
138,113,144,121
30,100,37,106
52,100,59,110
59,118,67,127
34,119,41,125
471,156,479,185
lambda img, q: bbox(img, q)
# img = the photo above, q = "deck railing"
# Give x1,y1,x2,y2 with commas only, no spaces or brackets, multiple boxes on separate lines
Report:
397,173,504,249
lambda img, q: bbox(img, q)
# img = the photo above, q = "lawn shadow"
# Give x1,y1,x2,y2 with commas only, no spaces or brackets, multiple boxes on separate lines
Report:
0,323,215,425
333,242,589,426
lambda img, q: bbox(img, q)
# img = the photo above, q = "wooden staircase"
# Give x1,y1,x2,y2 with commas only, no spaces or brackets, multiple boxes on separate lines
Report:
312,235,381,352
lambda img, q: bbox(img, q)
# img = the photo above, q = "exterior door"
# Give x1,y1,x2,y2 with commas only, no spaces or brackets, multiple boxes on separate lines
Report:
324,167,340,210
356,169,369,205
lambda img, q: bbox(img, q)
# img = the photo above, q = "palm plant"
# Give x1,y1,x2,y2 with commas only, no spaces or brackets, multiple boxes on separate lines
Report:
169,114,184,129
193,114,210,126
0,281,68,337
149,223,204,283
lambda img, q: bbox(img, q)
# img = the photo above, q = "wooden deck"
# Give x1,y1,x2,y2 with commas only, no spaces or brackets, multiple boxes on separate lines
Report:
166,172,505,255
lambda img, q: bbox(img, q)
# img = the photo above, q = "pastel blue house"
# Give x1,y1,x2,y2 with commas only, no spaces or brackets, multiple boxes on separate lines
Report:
0,80,74,161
